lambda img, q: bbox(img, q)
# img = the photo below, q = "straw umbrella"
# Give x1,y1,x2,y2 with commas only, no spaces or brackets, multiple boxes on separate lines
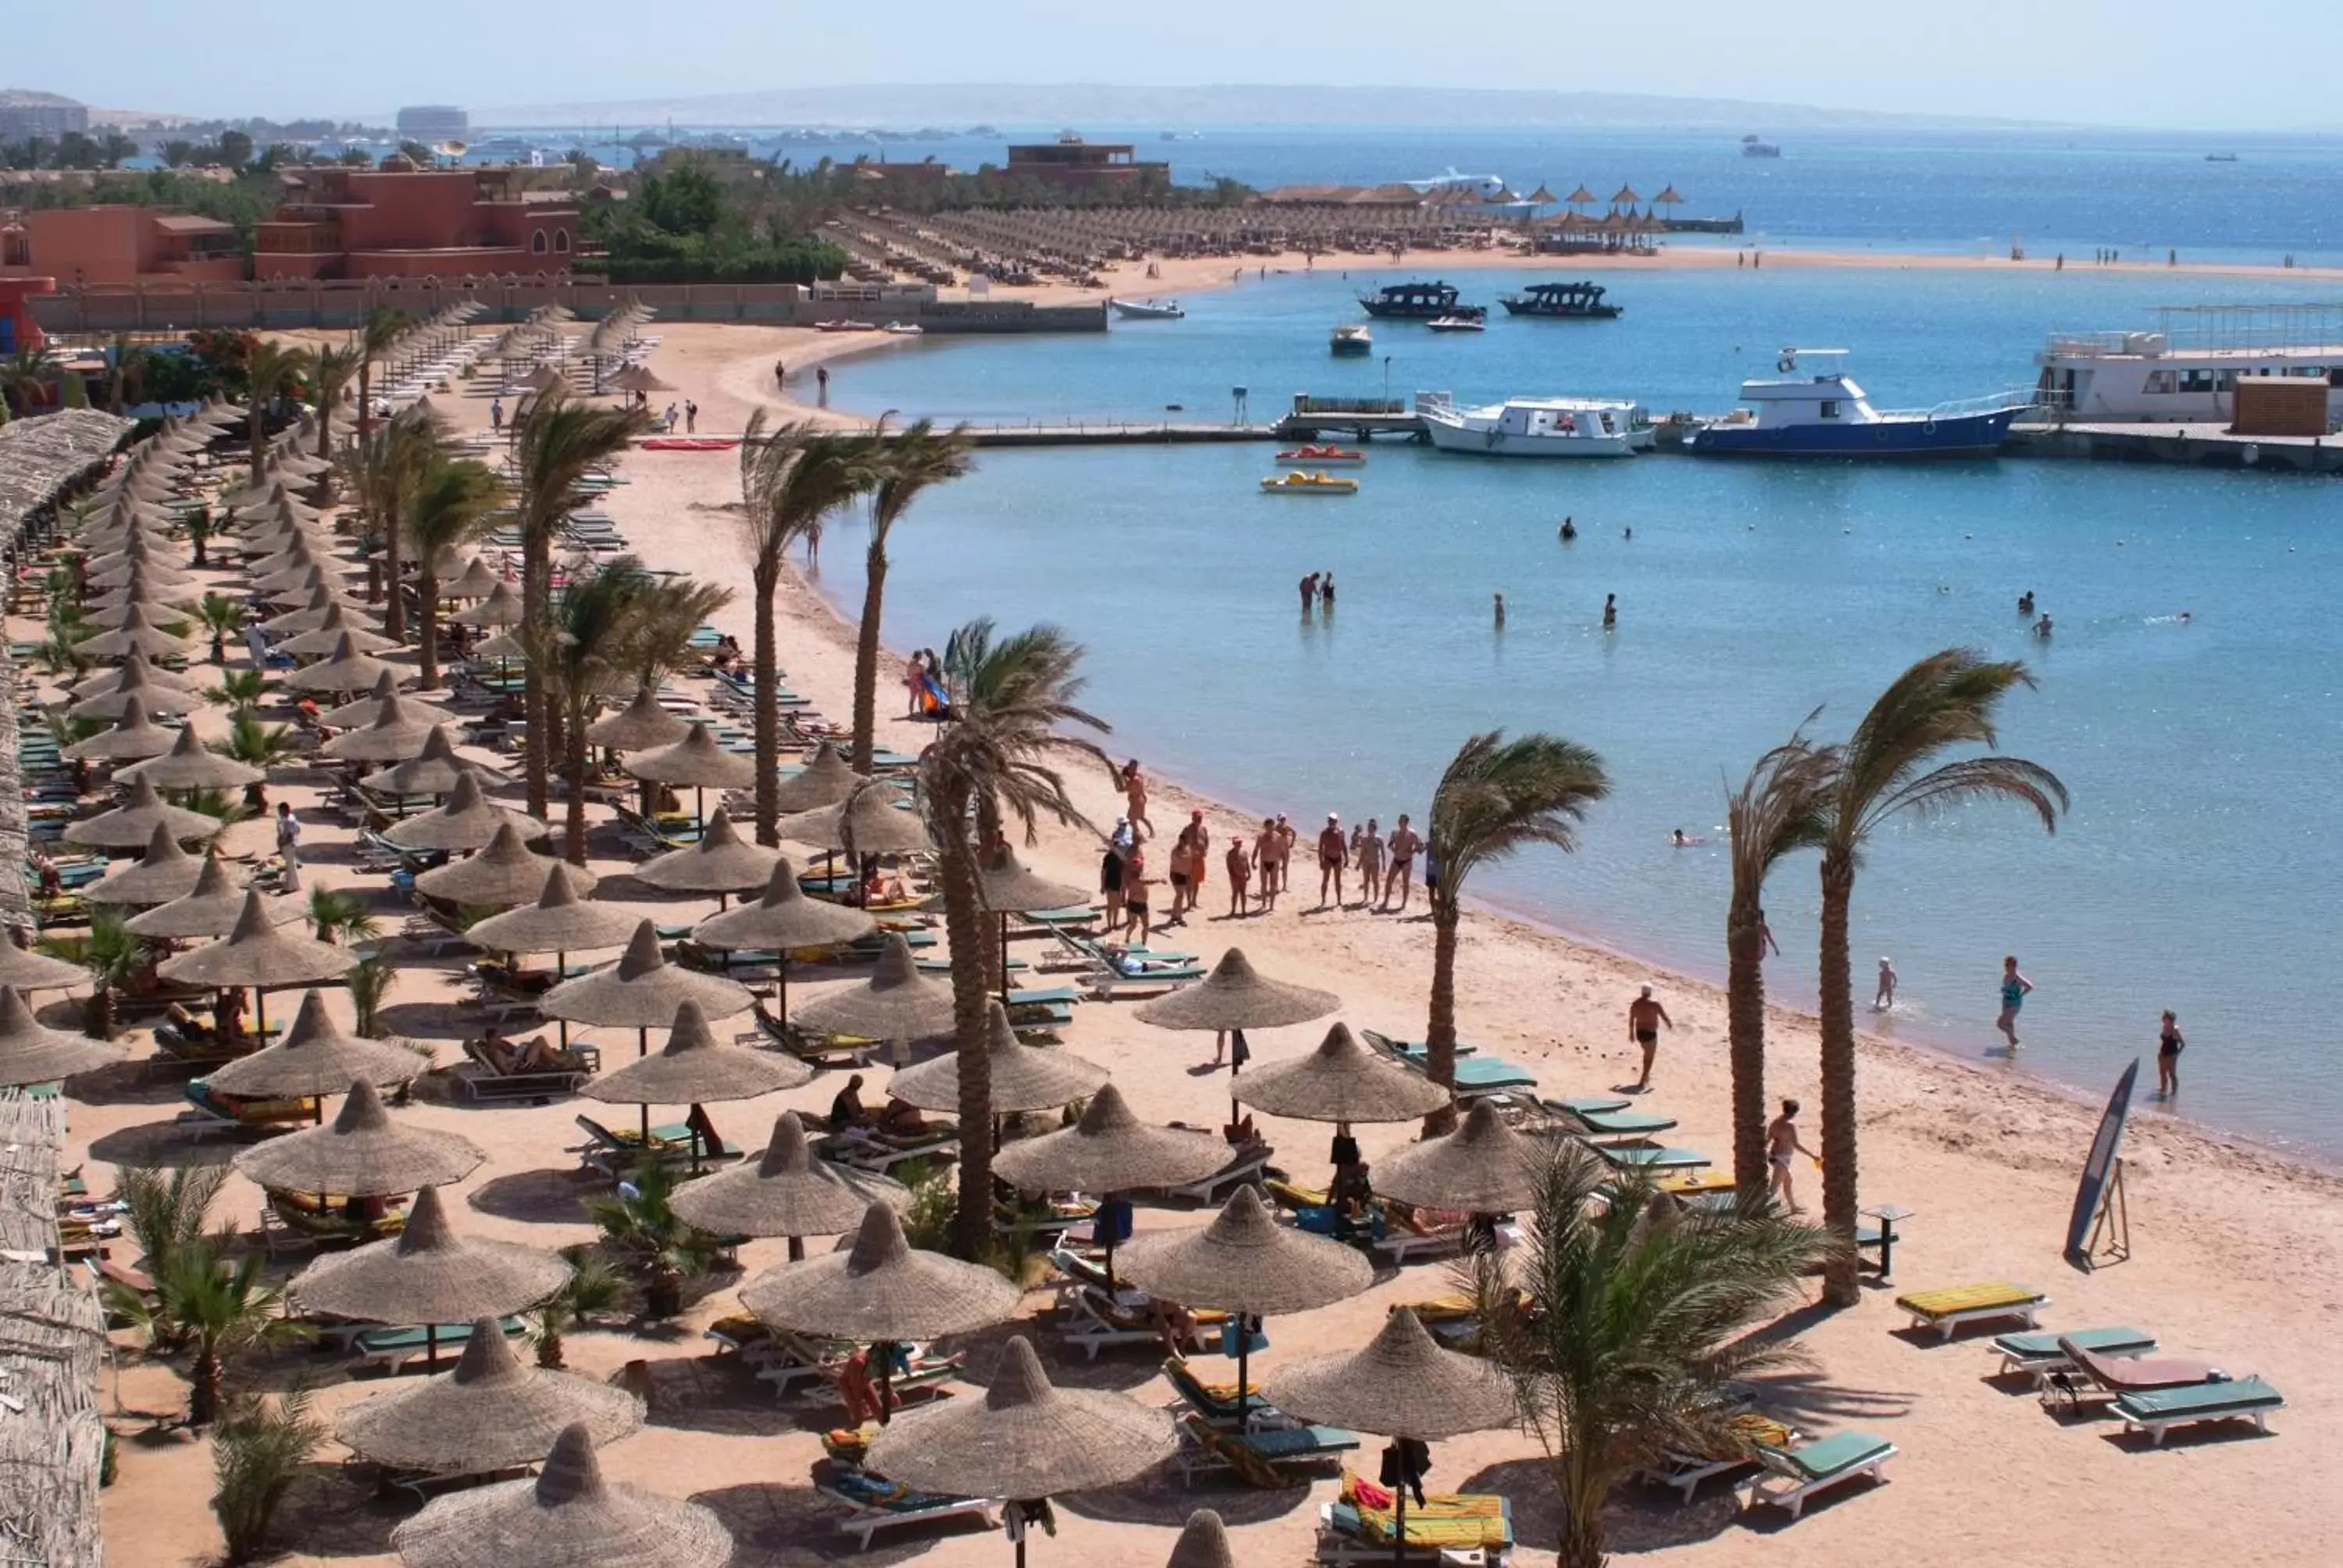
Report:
156,890,358,1034
319,693,444,762
623,722,754,829
580,999,809,1154
415,823,594,907
291,1186,561,1370
539,921,754,1064
632,809,779,910
690,857,874,1014
390,1423,730,1568
1134,948,1340,1117
0,985,123,1087
449,579,522,629
669,1111,907,1262
84,825,202,908
259,584,344,628
319,671,459,732
279,605,398,658
790,934,954,1063
0,939,90,993
887,997,1106,1122
66,659,199,722
206,989,425,1117
604,364,673,395
974,846,1089,1001
450,556,505,600
362,727,488,802
1116,1186,1372,1424
993,1083,1228,1288
1165,1510,1236,1568
1373,1099,1542,1216
741,1203,1019,1417
585,685,689,754
864,1336,1177,1568
61,774,222,850
462,868,640,1053
383,772,547,853
775,781,931,859
769,741,861,814
70,654,201,703
63,696,177,764
1264,1308,1516,1564
121,725,264,793
235,1083,483,1200
337,1317,644,1474
126,853,304,942
1233,1022,1450,1127
284,632,401,694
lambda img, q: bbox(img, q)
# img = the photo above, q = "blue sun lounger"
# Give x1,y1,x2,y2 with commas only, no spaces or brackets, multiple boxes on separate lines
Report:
1741,1431,1896,1519
1556,1104,1679,1142
1992,1326,2158,1386
2115,1377,2284,1445
1596,1144,1711,1173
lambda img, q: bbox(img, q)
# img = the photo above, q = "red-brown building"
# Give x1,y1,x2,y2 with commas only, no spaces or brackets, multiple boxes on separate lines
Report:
252,163,579,281
1002,136,1170,196
0,204,245,287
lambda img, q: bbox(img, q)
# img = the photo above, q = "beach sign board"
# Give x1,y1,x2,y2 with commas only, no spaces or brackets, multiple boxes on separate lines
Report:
2065,1059,2140,1267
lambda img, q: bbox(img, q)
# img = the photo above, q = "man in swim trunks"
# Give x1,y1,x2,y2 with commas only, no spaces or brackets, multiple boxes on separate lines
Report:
1225,834,1252,918
1166,821,1195,925
1767,1099,1819,1213
1382,814,1421,912
1317,814,1347,908
1300,572,1318,612
1253,818,1281,910
1122,848,1154,943
1627,985,1673,1091
1355,818,1386,907
1275,814,1296,893
1875,957,1897,1011
1996,956,2033,1049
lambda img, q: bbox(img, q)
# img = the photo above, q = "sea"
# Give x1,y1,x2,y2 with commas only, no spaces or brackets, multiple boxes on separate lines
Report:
587,122,2341,1158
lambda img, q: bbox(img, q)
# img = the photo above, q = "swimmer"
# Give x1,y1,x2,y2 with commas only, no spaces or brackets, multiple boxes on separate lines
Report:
1492,593,1505,629
1672,829,1689,847
1559,516,1576,542
1602,593,1617,630
2017,591,2035,615
1622,526,1633,540
2032,613,2053,638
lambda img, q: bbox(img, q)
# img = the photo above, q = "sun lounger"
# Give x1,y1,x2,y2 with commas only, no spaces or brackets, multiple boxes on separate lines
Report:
386,1463,532,1506
1375,1207,1516,1267
177,1078,317,1138
351,1317,526,1375
262,1189,405,1249
749,1003,880,1067
818,1124,961,1176
1264,1177,1330,1213
1059,1285,1226,1360
703,1314,775,1364
2113,1376,2284,1445
1374,1036,1539,1099
1740,1431,1896,1520
1318,1472,1514,1563
1164,1358,1279,1429
1150,1143,1271,1204
1554,1103,1679,1142
570,1114,740,1177
1595,1144,1711,1174
1361,1028,1478,1059
1640,1412,1799,1503
815,1461,997,1551
2050,1338,2222,1402
1895,1281,2047,1341
1992,1326,2158,1386
1176,1414,1361,1488
458,1036,597,1099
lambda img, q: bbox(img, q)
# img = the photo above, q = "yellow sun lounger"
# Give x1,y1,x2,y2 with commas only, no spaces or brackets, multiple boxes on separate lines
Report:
1895,1281,2047,1341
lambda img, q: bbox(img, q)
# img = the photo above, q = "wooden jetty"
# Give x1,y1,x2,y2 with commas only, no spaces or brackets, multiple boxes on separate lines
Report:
2006,419,2343,473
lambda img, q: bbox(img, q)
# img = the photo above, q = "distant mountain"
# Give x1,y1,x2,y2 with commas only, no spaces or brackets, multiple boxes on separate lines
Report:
472,82,2045,131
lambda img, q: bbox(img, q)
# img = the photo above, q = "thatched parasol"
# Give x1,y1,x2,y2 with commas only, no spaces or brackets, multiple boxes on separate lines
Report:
603,364,673,394
318,693,444,762
61,774,222,850
70,654,201,703
584,686,689,753
523,364,570,395
790,934,954,1047
390,1423,732,1568
1653,184,1685,206
775,780,931,857
66,659,199,722
278,605,398,658
415,823,595,906
84,824,202,907
624,723,752,826
62,696,177,763
887,999,1106,1116
1612,184,1641,204
382,772,547,853
156,890,359,1031
119,725,264,792
449,580,523,629
978,846,1088,916
632,808,779,898
0,939,91,992
580,999,809,1149
362,727,488,799
337,1317,644,1473
1233,1022,1451,1125
283,632,401,694
126,853,304,940
205,989,425,1107
260,583,344,625
291,1186,565,1368
450,556,505,600
864,1335,1175,1513
0,985,123,1087
1372,1099,1542,1214
1166,1510,1236,1568
1133,950,1339,1033
319,671,458,732
464,868,641,957
668,1112,907,1258
769,742,861,813
234,1083,484,1199
990,1082,1228,1287
1564,184,1597,207
540,922,754,1042
741,1203,1019,1344
690,857,874,1012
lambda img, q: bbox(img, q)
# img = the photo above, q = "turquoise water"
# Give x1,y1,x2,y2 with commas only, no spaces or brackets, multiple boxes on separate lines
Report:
810,268,2343,1155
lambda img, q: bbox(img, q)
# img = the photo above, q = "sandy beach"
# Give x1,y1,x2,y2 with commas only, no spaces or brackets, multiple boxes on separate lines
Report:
67,313,2343,1568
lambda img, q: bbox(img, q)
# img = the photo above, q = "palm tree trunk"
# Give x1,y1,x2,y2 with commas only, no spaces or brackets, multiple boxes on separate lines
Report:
851,543,888,774
382,512,407,643
1423,900,1461,1137
936,789,995,1260
522,529,551,818
357,361,373,440
190,1345,222,1427
1555,1450,1610,1568
752,558,780,845
1817,848,1861,1306
316,407,333,461
1727,896,1770,1196
563,704,590,865
417,571,442,689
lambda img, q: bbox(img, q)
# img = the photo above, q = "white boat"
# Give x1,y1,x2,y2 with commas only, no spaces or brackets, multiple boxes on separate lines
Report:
1109,298,1186,320
1331,324,1373,356
881,321,925,335
1426,314,1486,333
2031,307,2343,424
1416,391,1649,458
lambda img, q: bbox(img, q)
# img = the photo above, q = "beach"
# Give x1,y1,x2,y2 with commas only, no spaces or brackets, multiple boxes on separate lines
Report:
70,316,2343,1568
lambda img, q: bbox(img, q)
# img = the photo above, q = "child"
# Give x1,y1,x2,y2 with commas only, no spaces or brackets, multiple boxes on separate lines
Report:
1874,957,1898,1010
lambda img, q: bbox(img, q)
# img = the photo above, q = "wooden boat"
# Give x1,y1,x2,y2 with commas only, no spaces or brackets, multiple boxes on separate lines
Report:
1275,446,1366,465
1500,281,1621,319
1260,471,1359,495
1357,281,1465,320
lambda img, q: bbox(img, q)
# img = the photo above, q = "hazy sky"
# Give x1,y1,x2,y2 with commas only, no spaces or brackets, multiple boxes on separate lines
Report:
22,0,2343,128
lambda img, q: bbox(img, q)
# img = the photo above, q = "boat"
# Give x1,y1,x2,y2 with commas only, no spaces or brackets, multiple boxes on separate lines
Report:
1741,134,1781,159
1682,348,2024,458
1358,281,1466,320
1417,392,1649,458
1275,446,1366,465
2206,152,2240,162
2031,308,2343,423
1426,309,1488,333
1331,324,1373,357
881,322,925,336
1109,298,1186,320
1500,281,1621,319
1403,168,1507,198
1260,471,1359,494
817,319,878,333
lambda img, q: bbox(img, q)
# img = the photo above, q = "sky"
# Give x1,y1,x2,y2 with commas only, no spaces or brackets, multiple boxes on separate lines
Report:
19,0,2343,130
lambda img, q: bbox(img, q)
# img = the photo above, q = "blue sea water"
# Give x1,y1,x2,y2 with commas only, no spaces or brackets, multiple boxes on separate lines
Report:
805,263,2343,1156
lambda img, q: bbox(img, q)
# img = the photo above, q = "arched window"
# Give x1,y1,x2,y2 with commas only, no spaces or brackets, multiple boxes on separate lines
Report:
553,230,571,255
531,230,549,255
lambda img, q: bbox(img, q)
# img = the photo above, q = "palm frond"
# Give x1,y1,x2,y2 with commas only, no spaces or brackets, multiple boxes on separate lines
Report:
1429,730,1610,905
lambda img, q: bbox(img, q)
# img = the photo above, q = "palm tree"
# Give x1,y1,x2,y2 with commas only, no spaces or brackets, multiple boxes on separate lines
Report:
39,910,151,1038
1423,732,1610,1135
533,1250,626,1370
206,669,268,710
243,340,312,483
917,619,1114,1256
1814,649,2067,1304
853,420,971,772
403,457,505,687
111,1227,308,1427
308,888,382,946
353,305,405,441
192,592,245,664
584,1161,725,1320
511,392,649,818
1466,1142,1833,1568
1723,732,1839,1196
184,503,216,566
308,342,360,464
738,415,879,841
212,710,301,771
116,1164,229,1285
211,1384,326,1565
337,408,444,640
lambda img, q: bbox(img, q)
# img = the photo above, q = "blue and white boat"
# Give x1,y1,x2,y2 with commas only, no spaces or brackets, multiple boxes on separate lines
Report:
1684,349,2027,458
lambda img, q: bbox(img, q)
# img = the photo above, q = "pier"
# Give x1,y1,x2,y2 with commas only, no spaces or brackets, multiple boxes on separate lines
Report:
960,420,1279,448
2006,419,2343,473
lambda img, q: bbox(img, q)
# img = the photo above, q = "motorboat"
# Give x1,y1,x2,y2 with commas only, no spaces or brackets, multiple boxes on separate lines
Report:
1260,471,1359,494
1109,298,1186,320
1427,310,1488,333
1741,134,1781,159
1331,324,1374,357
1358,281,1466,320
2031,309,2343,423
817,319,878,333
1683,348,2025,458
881,322,925,335
1417,391,1649,458
1500,281,1621,319
1275,446,1366,465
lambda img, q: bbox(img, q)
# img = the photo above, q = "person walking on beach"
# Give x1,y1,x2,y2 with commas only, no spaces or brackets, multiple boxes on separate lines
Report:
904,651,927,717
1101,818,1133,931
684,400,698,434
1316,814,1347,909
1275,814,1296,894
490,397,504,433
1995,955,2034,1049
1225,834,1253,918
774,358,786,388
1253,818,1281,911
1171,811,1208,923
1122,760,1154,839
275,802,301,869
1627,985,1673,1091
1300,572,1318,613
1382,814,1421,911
1767,1099,1821,1213
1122,846,1154,943
2156,1009,2186,1097
1875,956,1898,1011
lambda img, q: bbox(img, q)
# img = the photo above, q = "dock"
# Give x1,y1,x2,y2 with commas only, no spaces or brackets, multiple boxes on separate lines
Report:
960,421,1279,448
2007,419,2343,473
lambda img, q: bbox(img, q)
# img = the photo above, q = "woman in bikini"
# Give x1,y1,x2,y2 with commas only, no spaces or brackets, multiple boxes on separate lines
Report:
1122,760,1154,839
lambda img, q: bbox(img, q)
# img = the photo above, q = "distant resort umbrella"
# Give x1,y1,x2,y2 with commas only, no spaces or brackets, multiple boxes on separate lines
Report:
449,580,523,629
864,1335,1177,1566
363,727,488,800
0,985,124,1088
971,846,1090,999
540,921,754,1059
390,1423,731,1568
1166,1511,1236,1568
261,577,343,618
1118,1187,1372,1427
523,363,571,395
633,808,778,902
319,671,459,732
450,556,505,600
1374,1099,1542,1215
690,857,874,1014
63,695,177,763
579,998,809,1150
337,1316,644,1474
70,654,201,703
469,630,528,664
235,1083,484,1200
407,393,459,430
584,685,688,754
319,693,445,762
61,774,221,850
383,772,547,853
669,1111,907,1261
465,868,642,959
66,659,199,722
1135,949,1340,1116
292,1185,563,1370
887,997,1106,1117
1653,184,1685,207
790,934,954,1057
1232,1022,1451,1127
206,989,425,1113
991,1082,1228,1288
157,890,359,1032
284,632,401,694
770,742,862,814
120,725,264,793
1564,184,1597,208
126,853,304,941
84,825,203,908
624,723,753,827
0,940,91,994
776,780,930,858
415,823,595,907
603,364,673,395
1525,182,1558,205
279,605,398,658
1611,184,1641,205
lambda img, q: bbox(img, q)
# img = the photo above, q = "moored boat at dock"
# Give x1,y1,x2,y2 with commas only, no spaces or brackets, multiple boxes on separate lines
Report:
1682,348,2026,458
1500,281,1621,319
1109,298,1186,320
1276,445,1366,465
1417,391,1649,458
2030,306,2343,424
1358,281,1468,320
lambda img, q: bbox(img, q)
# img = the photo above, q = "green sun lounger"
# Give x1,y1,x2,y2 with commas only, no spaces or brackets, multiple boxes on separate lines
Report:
1542,1093,1633,1118
1743,1431,1896,1519
1597,1144,1710,1172
1362,1028,1478,1058
1993,1326,2156,1384
1563,1105,1679,1141
2114,1377,2284,1444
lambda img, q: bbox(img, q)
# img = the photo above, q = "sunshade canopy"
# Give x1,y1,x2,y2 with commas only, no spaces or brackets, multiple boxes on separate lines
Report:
789,934,954,1041
1233,1022,1453,1124
1132,948,1340,1033
991,1082,1231,1196
538,921,754,1028
1116,1185,1372,1317
234,1082,485,1198
390,1424,731,1568
740,1203,1021,1342
577,1000,811,1105
886,999,1107,1115
336,1317,644,1473
0,986,124,1087
666,1112,908,1238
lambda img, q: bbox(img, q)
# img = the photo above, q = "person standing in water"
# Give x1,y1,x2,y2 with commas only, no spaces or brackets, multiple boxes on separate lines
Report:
1559,516,1576,542
1320,572,1336,609
1492,593,1505,629
1875,957,1898,1011
1995,956,2034,1049
2156,1009,2185,1097
1602,593,1617,630
1300,572,1318,612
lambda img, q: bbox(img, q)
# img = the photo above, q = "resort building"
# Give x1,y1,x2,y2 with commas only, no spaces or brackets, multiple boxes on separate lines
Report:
251,163,580,280
1002,134,1170,196
0,203,244,285
0,88,88,141
394,104,469,145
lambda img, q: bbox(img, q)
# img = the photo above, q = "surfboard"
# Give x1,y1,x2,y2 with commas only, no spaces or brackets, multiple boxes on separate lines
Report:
2065,1059,2140,1265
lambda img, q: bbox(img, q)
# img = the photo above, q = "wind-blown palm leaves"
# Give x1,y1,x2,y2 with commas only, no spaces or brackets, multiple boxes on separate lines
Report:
354,305,407,442
852,419,971,773
309,343,360,461
403,458,505,687
337,407,445,637
1423,732,1609,1135
244,340,313,484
